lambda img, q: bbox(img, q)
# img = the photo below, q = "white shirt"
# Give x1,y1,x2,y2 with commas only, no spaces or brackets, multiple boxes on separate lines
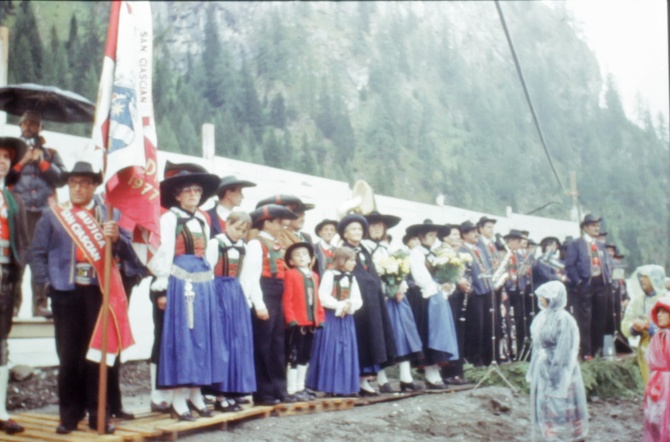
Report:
238,230,278,311
319,270,363,317
410,245,439,298
148,207,211,292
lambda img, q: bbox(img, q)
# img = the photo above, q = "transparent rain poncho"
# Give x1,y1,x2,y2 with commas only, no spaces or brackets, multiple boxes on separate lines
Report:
622,265,667,384
526,281,589,442
643,296,670,442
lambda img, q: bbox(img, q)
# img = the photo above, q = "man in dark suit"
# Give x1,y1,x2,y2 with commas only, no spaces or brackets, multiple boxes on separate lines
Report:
207,175,256,237
565,214,611,359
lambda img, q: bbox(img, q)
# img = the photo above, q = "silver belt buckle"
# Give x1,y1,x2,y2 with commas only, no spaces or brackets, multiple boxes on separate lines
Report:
75,263,97,285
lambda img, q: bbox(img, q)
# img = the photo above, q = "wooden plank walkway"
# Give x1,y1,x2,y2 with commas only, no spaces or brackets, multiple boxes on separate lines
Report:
9,384,474,441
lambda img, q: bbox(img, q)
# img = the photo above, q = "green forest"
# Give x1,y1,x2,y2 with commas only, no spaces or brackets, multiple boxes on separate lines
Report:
0,1,668,269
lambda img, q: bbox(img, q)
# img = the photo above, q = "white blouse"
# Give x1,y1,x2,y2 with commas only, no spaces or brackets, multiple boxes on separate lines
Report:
318,270,363,317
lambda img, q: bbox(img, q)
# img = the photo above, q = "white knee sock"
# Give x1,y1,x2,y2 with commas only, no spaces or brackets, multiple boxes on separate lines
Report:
287,368,298,395
188,388,206,410
296,365,308,392
171,388,189,415
0,366,9,420
424,365,442,384
360,377,376,393
376,368,389,385
150,363,174,405
399,361,413,383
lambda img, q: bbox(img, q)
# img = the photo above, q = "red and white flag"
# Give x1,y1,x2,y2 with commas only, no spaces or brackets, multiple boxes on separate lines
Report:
92,1,160,257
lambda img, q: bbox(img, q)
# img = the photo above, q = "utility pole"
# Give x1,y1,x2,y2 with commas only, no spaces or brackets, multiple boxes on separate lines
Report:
569,171,581,224
202,123,215,160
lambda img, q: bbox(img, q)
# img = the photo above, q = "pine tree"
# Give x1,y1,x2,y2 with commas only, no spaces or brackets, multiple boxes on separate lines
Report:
269,93,287,129
9,1,43,83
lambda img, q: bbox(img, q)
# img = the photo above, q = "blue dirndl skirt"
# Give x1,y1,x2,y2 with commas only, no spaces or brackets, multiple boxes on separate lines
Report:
386,296,423,359
210,276,256,394
307,310,360,395
158,255,227,387
427,293,460,361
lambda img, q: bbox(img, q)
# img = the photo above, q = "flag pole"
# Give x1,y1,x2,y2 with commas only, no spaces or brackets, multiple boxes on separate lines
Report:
98,207,114,434
97,1,121,434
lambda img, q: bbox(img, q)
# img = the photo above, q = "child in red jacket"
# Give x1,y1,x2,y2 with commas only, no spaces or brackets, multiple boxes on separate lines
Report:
283,242,325,401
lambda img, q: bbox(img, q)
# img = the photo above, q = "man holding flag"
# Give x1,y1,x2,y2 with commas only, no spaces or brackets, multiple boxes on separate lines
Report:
30,162,140,435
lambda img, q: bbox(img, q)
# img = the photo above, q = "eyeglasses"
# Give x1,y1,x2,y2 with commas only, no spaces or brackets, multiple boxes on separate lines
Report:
180,185,203,194
68,178,95,188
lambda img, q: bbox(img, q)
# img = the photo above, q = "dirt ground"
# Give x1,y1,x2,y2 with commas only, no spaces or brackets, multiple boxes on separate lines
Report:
9,361,643,441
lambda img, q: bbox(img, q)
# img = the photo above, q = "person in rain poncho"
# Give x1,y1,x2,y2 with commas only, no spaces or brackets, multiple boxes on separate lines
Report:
526,281,588,442
622,265,667,384
643,296,670,442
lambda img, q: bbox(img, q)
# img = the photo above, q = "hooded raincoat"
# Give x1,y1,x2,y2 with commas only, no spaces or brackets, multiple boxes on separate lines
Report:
526,281,588,442
622,265,667,384
643,296,670,442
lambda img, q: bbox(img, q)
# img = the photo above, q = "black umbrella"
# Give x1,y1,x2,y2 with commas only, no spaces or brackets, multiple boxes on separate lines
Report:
0,83,95,123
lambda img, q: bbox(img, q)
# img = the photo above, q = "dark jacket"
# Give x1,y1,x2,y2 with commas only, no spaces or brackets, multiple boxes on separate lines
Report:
460,245,491,295
565,237,610,286
10,146,65,212
30,202,140,292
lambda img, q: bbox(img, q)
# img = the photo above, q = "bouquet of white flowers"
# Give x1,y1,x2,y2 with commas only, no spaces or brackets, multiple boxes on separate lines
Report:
431,247,472,284
374,250,411,297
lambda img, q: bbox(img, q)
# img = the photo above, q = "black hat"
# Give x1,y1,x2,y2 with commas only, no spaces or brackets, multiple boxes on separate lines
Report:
540,236,561,248
598,231,608,237
477,216,497,227
459,220,478,235
406,219,442,238
159,170,219,209
163,160,207,178
250,204,298,229
61,161,103,186
439,223,460,239
216,175,256,198
520,230,530,238
256,194,315,213
337,213,368,238
364,211,401,229
0,137,27,168
285,242,315,268
614,253,625,259
528,239,538,247
580,214,601,228
503,229,524,241
315,219,338,236
402,233,416,246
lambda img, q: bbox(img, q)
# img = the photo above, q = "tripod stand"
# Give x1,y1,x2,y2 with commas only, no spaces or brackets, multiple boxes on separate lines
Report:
473,276,518,394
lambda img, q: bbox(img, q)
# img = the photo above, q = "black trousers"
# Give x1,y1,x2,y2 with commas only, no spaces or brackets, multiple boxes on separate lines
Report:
442,290,465,378
51,286,112,427
26,210,49,315
285,325,315,368
508,289,530,360
252,278,287,402
464,292,493,367
576,280,610,357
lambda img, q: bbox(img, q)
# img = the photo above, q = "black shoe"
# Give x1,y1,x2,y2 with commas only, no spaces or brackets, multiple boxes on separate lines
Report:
378,383,394,394
186,400,213,418
425,380,448,390
112,409,135,420
254,397,280,406
358,389,380,397
170,407,197,422
88,422,115,434
305,389,317,400
150,401,171,413
215,400,242,413
0,419,23,435
56,423,77,435
34,307,53,319
281,394,298,404
236,397,251,405
399,381,423,392
293,390,312,401
443,376,466,385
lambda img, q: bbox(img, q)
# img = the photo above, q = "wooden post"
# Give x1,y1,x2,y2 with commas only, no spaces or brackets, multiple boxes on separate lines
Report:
97,204,114,434
0,27,8,128
202,123,215,160
569,171,581,224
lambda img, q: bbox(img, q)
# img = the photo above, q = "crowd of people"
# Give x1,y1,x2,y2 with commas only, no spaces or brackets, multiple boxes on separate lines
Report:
0,111,666,441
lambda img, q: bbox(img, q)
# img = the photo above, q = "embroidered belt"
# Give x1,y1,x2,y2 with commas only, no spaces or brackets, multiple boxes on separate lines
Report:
170,265,213,283
75,263,98,286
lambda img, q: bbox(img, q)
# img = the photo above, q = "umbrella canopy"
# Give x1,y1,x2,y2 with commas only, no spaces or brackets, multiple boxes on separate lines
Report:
0,83,95,123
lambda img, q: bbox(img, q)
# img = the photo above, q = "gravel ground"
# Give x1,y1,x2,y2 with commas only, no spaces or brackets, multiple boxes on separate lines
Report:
11,361,643,441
